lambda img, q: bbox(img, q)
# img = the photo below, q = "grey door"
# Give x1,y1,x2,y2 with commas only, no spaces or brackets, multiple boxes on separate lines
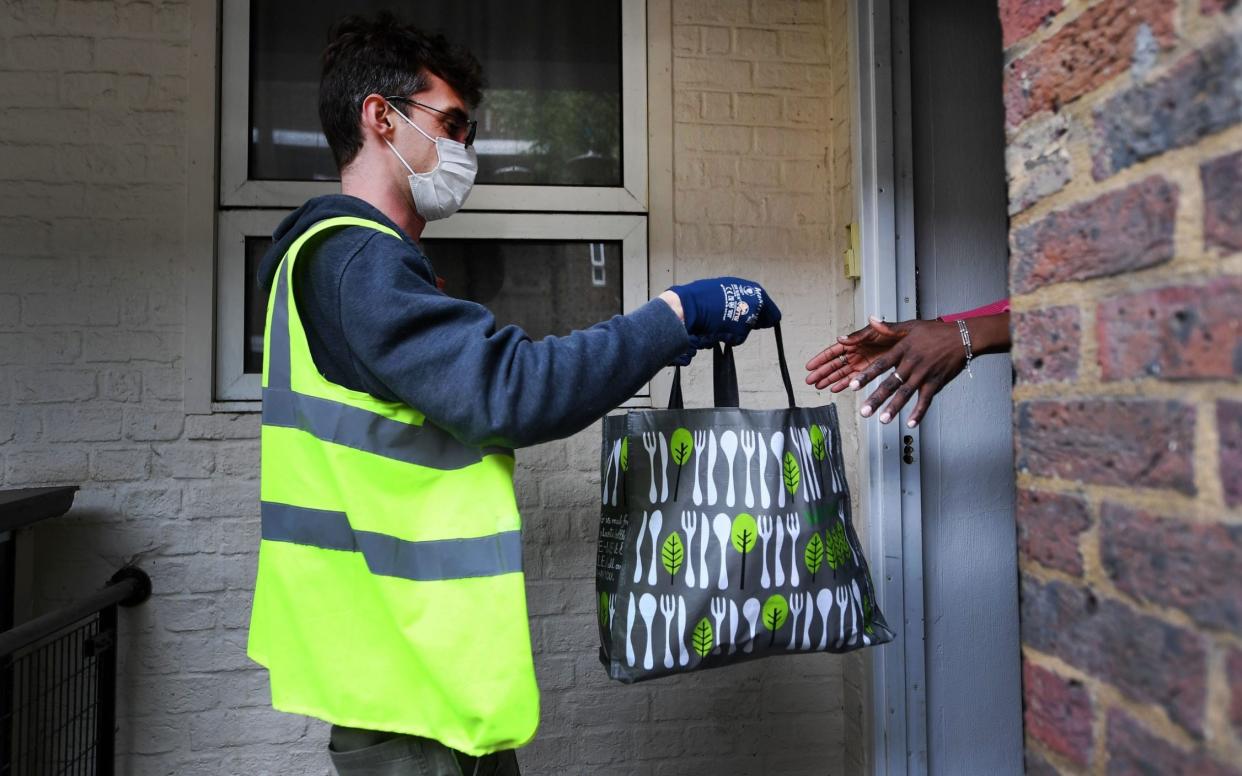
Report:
908,1,1023,773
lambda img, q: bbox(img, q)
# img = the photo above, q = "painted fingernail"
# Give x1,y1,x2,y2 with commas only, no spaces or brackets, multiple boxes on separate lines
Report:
850,380,860,390
860,405,872,417
879,413,891,424
838,336,849,342
907,419,917,428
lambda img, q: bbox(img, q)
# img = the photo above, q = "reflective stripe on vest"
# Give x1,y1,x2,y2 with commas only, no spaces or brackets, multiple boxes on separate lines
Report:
249,216,538,755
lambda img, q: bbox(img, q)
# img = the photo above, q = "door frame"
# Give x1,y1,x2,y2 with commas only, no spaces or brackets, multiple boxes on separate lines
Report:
849,0,929,773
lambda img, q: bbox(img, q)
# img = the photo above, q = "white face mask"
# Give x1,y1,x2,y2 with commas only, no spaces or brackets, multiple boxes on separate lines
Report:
383,101,478,221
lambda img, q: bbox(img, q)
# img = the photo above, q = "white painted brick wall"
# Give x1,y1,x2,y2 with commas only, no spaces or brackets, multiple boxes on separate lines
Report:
1,0,866,773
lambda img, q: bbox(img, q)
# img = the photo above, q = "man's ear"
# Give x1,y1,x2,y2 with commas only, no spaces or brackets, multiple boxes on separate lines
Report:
360,94,395,143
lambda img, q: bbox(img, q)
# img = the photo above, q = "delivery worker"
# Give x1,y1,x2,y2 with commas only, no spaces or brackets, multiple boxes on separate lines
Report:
247,12,781,776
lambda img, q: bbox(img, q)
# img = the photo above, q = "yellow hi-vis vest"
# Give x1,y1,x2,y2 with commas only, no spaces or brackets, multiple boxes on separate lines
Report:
247,216,539,756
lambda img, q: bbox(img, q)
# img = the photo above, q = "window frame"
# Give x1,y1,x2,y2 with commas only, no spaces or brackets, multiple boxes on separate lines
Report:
214,211,650,402
217,0,649,212
186,0,675,414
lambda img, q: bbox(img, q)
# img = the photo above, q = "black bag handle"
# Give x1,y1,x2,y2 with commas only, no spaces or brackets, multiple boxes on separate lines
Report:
668,322,797,410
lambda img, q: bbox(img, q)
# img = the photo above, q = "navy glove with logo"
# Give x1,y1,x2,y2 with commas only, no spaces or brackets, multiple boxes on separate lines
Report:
667,277,780,365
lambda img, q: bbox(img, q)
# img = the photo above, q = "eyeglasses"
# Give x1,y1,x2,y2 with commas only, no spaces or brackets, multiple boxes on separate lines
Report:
385,95,477,147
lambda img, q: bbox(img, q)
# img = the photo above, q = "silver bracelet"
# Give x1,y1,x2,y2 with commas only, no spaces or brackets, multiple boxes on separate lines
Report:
957,319,974,378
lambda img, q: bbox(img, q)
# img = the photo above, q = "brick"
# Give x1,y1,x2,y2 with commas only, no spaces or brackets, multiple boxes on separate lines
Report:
1105,709,1241,775
183,481,260,519
101,369,141,402
675,224,733,257
130,675,221,715
735,28,779,59
780,29,827,61
673,0,749,24
1021,576,1207,735
1203,0,1240,12
150,445,215,479
702,91,732,121
1016,489,1090,575
1092,34,1242,180
1005,112,1071,215
784,95,827,124
702,26,731,56
1097,278,1242,381
1015,399,1195,493
160,596,217,632
737,157,782,187
0,413,13,445
0,216,50,253
124,409,184,442
1100,503,1242,636
21,292,118,326
1202,149,1242,255
1013,305,1080,383
1229,648,1242,734
45,406,123,442
999,0,1064,48
673,25,700,54
6,449,89,485
4,36,93,71
0,72,57,107
91,449,150,482
1003,0,1176,127
0,296,16,328
754,62,831,90
1222,400,1242,508
1023,749,1061,776
143,367,183,402
751,0,825,25
119,486,182,519
94,38,186,75
1023,660,1093,766
189,708,308,750
1010,176,1177,294
83,331,179,363
753,126,821,156
184,413,260,441
673,58,751,90
215,443,259,478
12,369,96,403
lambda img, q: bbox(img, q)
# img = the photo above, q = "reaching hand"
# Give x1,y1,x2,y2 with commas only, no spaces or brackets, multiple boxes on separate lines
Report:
667,277,780,349
805,315,967,428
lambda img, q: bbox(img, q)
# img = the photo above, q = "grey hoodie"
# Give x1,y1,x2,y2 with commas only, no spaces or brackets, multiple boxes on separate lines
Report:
257,194,688,449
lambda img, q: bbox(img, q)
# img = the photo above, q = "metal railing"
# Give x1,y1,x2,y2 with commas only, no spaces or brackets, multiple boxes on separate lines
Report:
0,567,151,776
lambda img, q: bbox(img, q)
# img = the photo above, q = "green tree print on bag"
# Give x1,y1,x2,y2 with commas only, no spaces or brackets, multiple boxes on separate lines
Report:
669,427,693,499
661,532,684,586
692,617,714,658
805,531,826,583
782,451,801,502
825,522,852,580
762,594,789,647
731,513,758,590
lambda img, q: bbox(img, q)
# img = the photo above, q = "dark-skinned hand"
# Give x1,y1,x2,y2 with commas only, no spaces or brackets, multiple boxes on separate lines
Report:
805,315,966,428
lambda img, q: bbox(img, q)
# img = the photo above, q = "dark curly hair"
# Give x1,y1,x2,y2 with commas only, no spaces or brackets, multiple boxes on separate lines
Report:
319,12,484,171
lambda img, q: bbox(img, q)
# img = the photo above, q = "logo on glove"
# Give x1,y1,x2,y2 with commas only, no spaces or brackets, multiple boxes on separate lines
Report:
721,283,762,326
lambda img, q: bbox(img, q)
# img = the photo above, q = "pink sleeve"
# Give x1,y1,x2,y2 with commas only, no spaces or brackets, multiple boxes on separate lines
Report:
940,298,1010,322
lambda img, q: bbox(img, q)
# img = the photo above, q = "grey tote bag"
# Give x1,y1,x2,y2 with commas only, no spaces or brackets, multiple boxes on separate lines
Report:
597,325,894,683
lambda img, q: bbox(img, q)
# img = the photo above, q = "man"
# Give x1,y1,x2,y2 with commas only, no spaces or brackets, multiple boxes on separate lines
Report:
247,13,780,776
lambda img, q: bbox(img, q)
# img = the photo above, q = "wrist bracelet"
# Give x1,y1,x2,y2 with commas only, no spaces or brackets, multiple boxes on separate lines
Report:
957,319,974,378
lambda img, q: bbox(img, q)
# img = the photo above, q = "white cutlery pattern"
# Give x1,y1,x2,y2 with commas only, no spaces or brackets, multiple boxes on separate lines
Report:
607,422,881,674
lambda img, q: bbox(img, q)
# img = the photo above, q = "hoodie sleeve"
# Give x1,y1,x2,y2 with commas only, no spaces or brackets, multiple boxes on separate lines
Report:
336,233,690,449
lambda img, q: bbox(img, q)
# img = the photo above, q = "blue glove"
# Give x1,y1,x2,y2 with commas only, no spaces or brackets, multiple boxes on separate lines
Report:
668,277,781,349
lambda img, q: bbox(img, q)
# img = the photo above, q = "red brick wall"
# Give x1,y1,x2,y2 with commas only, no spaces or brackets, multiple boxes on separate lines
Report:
1001,0,1242,771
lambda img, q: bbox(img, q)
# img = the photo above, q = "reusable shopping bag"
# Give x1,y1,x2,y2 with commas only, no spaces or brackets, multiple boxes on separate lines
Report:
596,326,894,683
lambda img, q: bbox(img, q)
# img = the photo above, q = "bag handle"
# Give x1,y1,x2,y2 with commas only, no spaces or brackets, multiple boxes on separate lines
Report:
668,322,798,410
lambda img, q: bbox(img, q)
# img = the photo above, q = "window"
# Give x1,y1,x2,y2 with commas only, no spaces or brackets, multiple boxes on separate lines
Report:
209,0,657,404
